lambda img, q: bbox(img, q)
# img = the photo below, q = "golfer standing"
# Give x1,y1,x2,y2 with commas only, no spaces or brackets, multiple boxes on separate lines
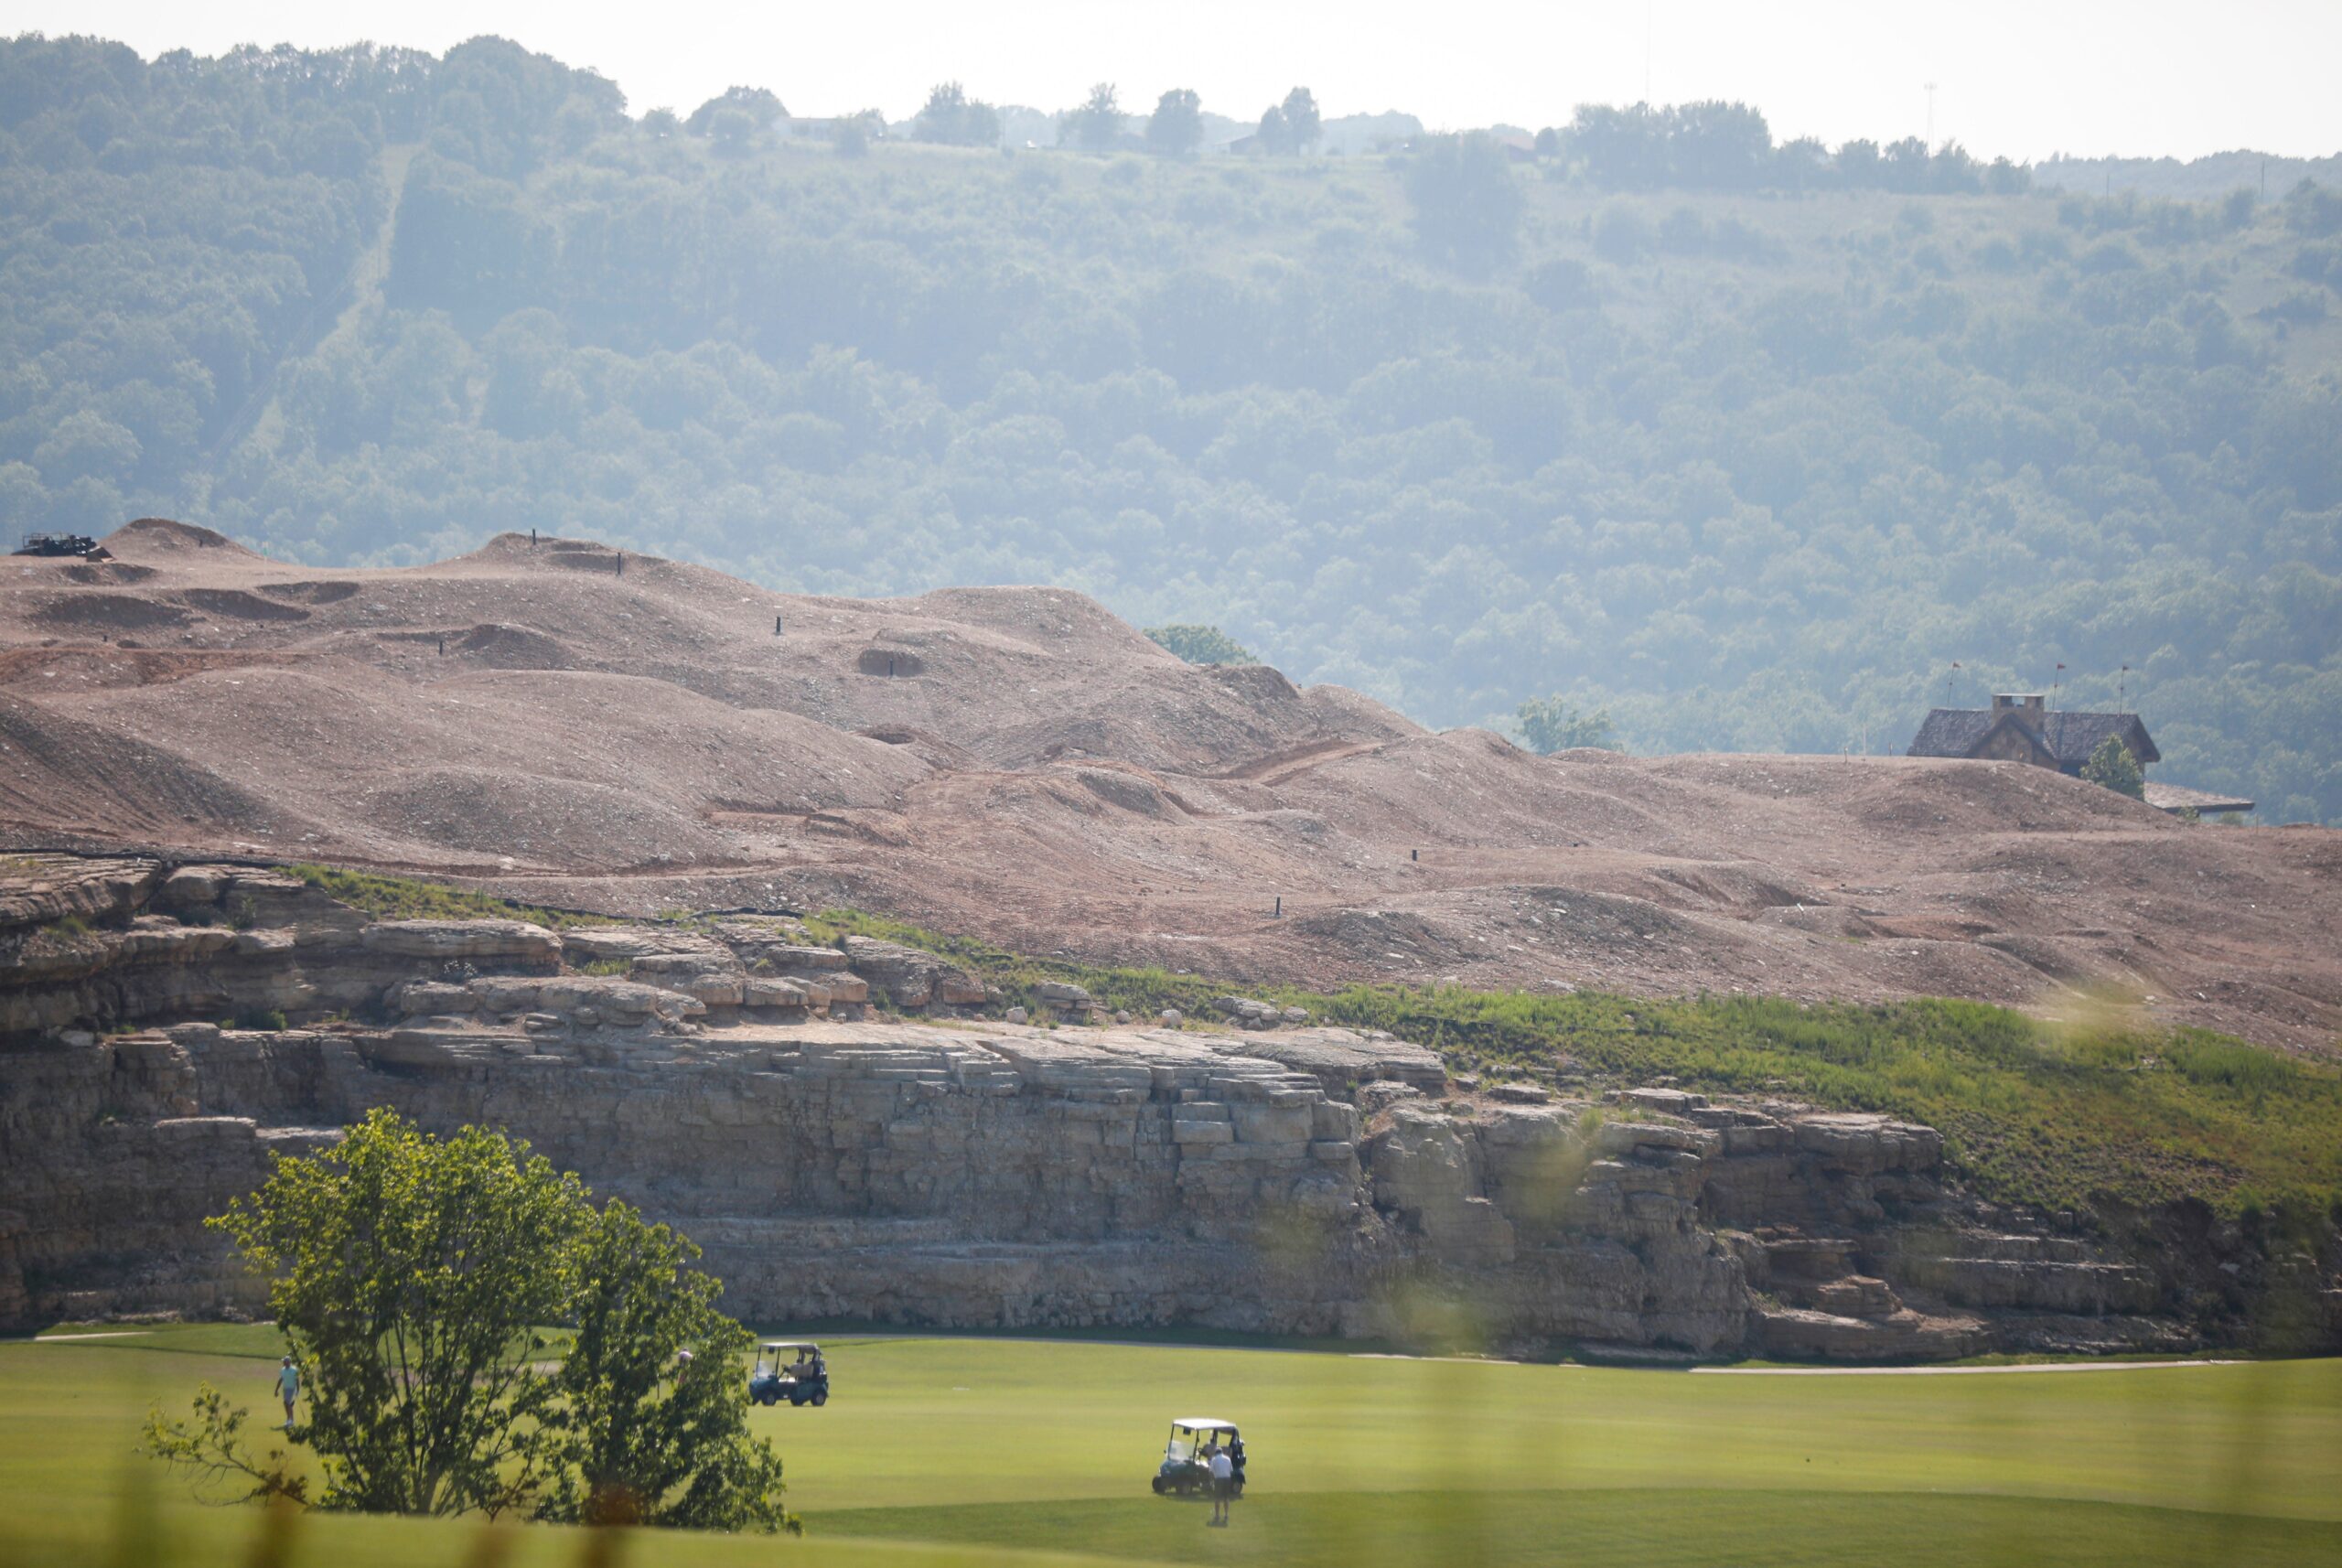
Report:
274,1355,299,1429
1208,1441,1234,1527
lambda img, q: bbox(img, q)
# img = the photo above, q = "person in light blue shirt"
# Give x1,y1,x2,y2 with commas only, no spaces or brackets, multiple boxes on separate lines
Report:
274,1355,299,1429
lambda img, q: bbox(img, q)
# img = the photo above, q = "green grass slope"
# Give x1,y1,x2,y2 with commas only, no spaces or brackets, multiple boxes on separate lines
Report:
813,908,2342,1221
5,1336,2337,1568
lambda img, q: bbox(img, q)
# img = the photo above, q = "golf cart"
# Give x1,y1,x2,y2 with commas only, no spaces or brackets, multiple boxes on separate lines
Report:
1150,1417,1244,1498
748,1340,829,1407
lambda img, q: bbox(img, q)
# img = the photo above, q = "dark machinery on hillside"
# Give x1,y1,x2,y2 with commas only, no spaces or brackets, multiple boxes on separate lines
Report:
15,533,103,558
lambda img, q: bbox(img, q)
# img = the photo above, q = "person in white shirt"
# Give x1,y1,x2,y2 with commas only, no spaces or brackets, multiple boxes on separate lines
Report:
1207,1442,1235,1527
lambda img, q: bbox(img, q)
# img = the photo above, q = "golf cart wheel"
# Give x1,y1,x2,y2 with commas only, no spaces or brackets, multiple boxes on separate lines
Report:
1152,1476,1166,1495
811,1389,827,1406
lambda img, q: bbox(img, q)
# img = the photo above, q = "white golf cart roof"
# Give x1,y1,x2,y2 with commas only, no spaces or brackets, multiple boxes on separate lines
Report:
759,1340,821,1350
1170,1417,1237,1431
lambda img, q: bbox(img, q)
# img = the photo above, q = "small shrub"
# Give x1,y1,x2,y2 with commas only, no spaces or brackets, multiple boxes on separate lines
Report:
231,1006,288,1032
1144,624,1255,665
2080,736,2146,800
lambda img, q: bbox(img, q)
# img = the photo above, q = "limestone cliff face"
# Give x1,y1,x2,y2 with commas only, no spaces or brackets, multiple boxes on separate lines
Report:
0,854,2298,1359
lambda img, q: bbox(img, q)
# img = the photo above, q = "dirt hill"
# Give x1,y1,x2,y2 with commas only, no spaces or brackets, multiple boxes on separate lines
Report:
2,520,2335,1054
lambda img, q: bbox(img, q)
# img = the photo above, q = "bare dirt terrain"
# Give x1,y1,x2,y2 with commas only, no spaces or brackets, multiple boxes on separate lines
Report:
2,520,2335,1054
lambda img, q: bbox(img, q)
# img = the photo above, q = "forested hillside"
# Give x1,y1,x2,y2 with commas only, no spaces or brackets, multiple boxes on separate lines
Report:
4,35,2339,821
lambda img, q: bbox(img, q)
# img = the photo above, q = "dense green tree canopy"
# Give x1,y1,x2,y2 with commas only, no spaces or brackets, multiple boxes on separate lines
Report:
3,36,2338,822
2082,735,2148,799
1063,81,1122,150
1517,696,1619,754
143,1109,794,1530
1146,89,1203,156
913,81,1000,148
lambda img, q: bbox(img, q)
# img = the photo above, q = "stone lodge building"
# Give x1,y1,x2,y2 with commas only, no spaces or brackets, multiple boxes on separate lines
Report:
1907,693,2159,778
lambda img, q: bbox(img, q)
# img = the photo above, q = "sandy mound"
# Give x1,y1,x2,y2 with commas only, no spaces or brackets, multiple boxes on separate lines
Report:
0,520,2331,1056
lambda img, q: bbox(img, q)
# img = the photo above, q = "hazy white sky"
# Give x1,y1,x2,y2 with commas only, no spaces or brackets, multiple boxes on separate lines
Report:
10,0,2338,161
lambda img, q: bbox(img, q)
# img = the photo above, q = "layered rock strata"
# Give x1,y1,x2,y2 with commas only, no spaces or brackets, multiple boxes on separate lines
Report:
0,854,2302,1358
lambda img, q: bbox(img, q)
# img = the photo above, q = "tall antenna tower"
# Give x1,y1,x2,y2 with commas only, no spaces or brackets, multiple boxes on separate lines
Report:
2119,662,2131,712
1924,81,1939,148
1944,660,1961,706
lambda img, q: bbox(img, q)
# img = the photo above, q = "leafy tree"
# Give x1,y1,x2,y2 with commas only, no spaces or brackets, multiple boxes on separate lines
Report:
1145,89,1203,157
139,1384,309,1507
1518,696,1620,754
685,86,783,136
1836,137,1883,186
1563,103,1671,189
913,81,1000,147
1775,135,1830,190
833,110,884,159
2081,735,2146,799
544,1201,794,1531
168,1109,586,1518
1255,103,1289,155
142,1110,794,1532
1279,87,1321,153
1062,82,1121,151
1145,624,1254,665
1404,134,1522,273
1668,100,1771,188
704,105,760,159
640,106,679,138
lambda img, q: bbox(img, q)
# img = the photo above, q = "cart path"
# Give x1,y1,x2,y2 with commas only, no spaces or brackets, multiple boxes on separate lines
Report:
27,1331,155,1342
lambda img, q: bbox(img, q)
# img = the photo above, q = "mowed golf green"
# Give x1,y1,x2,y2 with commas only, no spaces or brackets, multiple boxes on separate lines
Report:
4,1327,2338,1568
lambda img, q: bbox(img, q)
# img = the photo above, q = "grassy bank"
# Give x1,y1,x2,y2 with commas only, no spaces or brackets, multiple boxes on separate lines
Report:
5,1336,2338,1568
221,869,2342,1221
807,910,2342,1222
284,865,618,929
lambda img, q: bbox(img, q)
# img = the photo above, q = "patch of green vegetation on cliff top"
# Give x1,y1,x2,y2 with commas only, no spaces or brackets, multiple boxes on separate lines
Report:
285,865,617,929
807,908,2342,1222
273,884,2341,1219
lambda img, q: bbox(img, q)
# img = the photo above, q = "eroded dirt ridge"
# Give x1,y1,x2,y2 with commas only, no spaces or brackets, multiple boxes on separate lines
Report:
0,521,2335,1053
5,856,2327,1359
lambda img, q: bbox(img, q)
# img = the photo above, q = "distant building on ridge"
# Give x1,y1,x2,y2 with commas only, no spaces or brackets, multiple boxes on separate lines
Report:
1909,692,2256,817
1907,693,2160,778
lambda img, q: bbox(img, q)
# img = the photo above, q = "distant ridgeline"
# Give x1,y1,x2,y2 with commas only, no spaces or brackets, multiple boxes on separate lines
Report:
0,35,2337,822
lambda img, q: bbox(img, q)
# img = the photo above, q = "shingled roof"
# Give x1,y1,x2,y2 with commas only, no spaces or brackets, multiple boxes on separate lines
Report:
1907,708,2159,767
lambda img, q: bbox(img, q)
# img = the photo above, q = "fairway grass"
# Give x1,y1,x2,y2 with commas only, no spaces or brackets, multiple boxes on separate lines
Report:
4,1336,2337,1567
